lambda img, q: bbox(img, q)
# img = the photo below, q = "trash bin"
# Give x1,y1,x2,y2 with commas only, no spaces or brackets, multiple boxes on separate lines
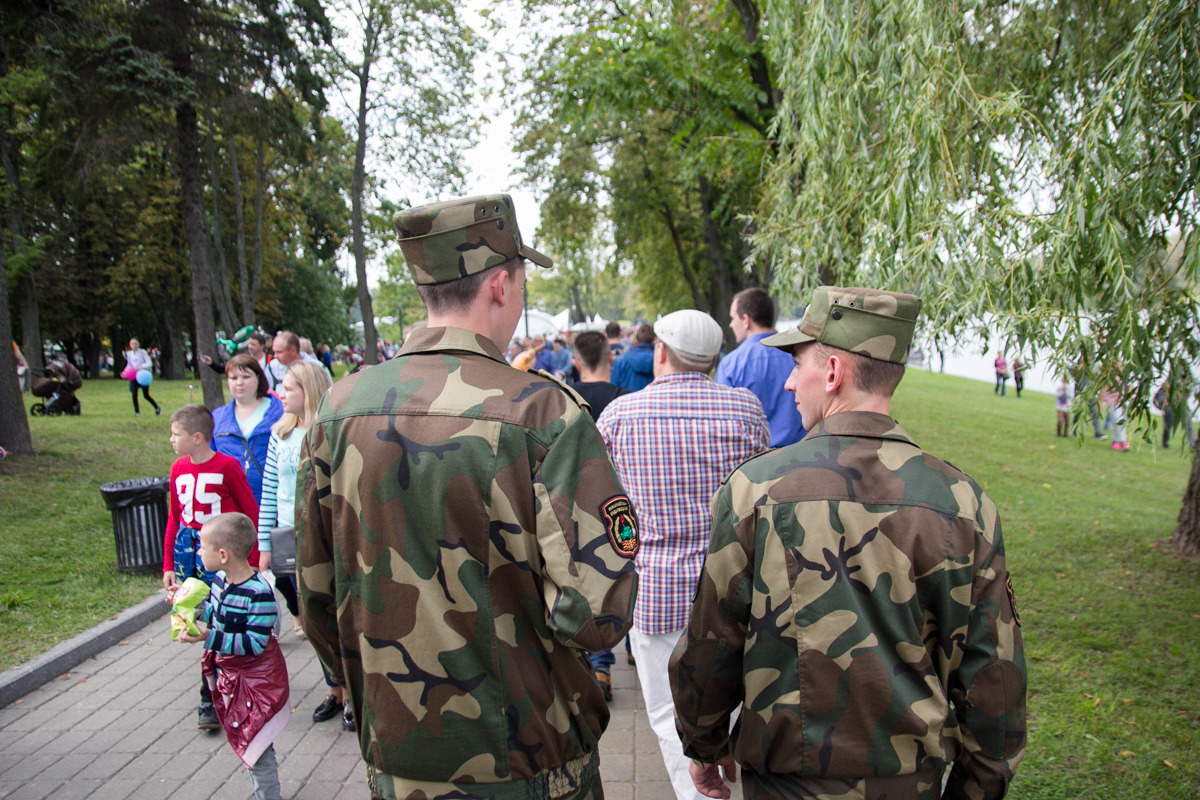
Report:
99,477,169,573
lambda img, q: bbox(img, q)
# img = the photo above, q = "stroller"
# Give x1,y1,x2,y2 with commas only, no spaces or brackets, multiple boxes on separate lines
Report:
30,361,83,416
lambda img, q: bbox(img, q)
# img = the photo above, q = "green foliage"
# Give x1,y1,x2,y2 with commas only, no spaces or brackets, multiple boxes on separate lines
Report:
516,0,778,336
757,0,1200,420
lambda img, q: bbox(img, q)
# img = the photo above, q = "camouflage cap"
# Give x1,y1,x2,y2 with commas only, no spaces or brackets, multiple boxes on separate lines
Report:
762,286,921,364
393,194,552,285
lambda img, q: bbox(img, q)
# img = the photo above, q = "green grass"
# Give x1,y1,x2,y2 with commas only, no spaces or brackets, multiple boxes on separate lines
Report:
893,369,1199,798
1,366,1198,796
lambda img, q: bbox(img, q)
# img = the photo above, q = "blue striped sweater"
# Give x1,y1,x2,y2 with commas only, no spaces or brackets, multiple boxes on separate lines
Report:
199,572,277,656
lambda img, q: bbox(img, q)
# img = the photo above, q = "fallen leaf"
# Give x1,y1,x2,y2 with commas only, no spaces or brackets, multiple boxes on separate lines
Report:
1120,751,1136,757
1121,698,1131,703
1042,483,1053,489
1164,760,1177,770
1055,572,1066,579
1093,697,1102,707
57,674,70,681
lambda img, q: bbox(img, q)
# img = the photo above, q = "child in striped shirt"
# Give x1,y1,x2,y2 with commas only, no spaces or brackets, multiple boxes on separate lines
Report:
181,513,289,800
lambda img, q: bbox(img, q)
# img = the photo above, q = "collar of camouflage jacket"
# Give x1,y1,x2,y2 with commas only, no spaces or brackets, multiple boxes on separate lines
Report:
806,411,915,445
398,326,508,364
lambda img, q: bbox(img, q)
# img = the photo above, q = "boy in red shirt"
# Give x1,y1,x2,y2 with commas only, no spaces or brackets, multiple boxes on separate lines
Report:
163,403,260,731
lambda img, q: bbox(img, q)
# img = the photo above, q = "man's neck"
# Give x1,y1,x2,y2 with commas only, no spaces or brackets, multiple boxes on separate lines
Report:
743,323,774,340
427,311,503,351
577,368,612,384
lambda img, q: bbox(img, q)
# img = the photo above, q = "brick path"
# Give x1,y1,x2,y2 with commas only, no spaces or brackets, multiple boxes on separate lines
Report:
0,612,741,800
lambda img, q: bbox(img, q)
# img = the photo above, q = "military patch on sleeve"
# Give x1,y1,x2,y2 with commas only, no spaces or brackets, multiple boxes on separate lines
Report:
601,495,639,558
1006,575,1022,627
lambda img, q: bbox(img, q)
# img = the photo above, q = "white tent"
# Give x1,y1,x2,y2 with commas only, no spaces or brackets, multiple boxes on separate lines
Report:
513,309,560,339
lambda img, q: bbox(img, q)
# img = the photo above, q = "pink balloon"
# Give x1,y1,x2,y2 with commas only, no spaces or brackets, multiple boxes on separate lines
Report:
121,365,138,381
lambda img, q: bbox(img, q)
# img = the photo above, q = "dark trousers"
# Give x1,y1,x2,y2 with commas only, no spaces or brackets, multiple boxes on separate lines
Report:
128,379,159,413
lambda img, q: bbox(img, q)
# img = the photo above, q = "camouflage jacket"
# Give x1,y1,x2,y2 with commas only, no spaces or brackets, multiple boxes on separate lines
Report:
670,411,1026,800
298,326,638,793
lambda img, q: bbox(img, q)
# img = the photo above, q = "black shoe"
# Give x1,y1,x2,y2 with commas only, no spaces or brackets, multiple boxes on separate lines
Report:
312,695,343,723
342,703,356,732
198,704,220,732
626,651,636,666
155,407,162,416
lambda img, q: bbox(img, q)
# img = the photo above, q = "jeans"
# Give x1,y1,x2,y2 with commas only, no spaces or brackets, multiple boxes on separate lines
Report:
249,744,281,800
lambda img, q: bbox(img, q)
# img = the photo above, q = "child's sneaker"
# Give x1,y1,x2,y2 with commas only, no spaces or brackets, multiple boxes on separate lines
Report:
198,703,220,731
1112,442,1120,450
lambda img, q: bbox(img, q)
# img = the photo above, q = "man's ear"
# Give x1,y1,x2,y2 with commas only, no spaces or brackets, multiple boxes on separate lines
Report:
825,352,848,394
654,342,667,365
487,268,512,306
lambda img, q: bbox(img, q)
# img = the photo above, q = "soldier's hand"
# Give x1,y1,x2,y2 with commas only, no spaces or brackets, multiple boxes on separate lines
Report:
689,757,737,799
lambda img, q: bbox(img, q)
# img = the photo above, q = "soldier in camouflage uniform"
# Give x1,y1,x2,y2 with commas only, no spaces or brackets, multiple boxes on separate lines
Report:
670,287,1026,800
298,194,639,800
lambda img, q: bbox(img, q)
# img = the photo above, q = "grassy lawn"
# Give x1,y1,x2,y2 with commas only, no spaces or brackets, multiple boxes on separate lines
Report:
1,365,1198,796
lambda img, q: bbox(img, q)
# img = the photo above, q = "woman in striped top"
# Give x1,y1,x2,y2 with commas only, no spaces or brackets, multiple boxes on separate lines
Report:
254,361,350,729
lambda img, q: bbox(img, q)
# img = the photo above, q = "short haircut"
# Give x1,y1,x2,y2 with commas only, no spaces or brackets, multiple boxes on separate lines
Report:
170,404,214,440
811,342,905,396
202,513,257,560
606,321,621,338
225,352,269,398
573,331,607,371
415,259,520,313
662,343,716,374
733,288,776,329
276,331,300,353
249,332,270,348
634,324,655,345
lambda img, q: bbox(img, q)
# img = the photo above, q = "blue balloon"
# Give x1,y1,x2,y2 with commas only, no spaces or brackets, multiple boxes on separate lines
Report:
136,368,153,386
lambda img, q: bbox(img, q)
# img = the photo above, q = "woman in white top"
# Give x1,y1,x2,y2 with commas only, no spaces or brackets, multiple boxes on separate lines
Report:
124,338,160,416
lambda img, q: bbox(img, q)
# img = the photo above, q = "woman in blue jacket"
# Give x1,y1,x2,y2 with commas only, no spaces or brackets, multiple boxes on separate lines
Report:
210,353,282,504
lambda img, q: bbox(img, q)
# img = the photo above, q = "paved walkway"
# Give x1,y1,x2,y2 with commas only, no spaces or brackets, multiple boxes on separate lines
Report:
0,606,741,800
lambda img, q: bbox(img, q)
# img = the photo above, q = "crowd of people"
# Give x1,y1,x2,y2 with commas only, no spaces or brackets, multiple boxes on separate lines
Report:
989,348,1194,452
139,194,1029,800
8,195,1037,800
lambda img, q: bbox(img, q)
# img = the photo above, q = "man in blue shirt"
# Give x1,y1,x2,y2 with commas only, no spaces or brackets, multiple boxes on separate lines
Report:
715,288,806,447
611,324,656,392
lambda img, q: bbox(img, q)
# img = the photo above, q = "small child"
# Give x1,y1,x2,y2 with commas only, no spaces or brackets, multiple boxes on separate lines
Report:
180,513,289,800
1105,386,1129,451
164,404,260,730
1055,379,1071,437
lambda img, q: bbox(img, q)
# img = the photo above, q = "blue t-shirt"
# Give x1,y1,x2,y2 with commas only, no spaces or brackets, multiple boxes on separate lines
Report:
715,332,806,447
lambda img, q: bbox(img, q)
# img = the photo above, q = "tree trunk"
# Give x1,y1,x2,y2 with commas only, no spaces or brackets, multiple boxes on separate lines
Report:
352,59,378,365
230,129,249,327
79,333,100,379
250,134,265,324
205,101,238,335
699,175,736,346
0,36,33,454
16,270,42,374
1171,443,1200,557
175,95,225,409
1,37,42,376
0,248,33,455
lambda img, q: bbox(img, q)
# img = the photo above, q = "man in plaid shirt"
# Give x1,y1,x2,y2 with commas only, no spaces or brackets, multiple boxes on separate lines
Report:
596,309,770,800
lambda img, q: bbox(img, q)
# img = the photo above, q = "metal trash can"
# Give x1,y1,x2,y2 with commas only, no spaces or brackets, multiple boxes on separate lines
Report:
99,477,169,573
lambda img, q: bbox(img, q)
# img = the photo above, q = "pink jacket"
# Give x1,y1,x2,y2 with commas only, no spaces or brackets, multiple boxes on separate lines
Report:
202,636,290,767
